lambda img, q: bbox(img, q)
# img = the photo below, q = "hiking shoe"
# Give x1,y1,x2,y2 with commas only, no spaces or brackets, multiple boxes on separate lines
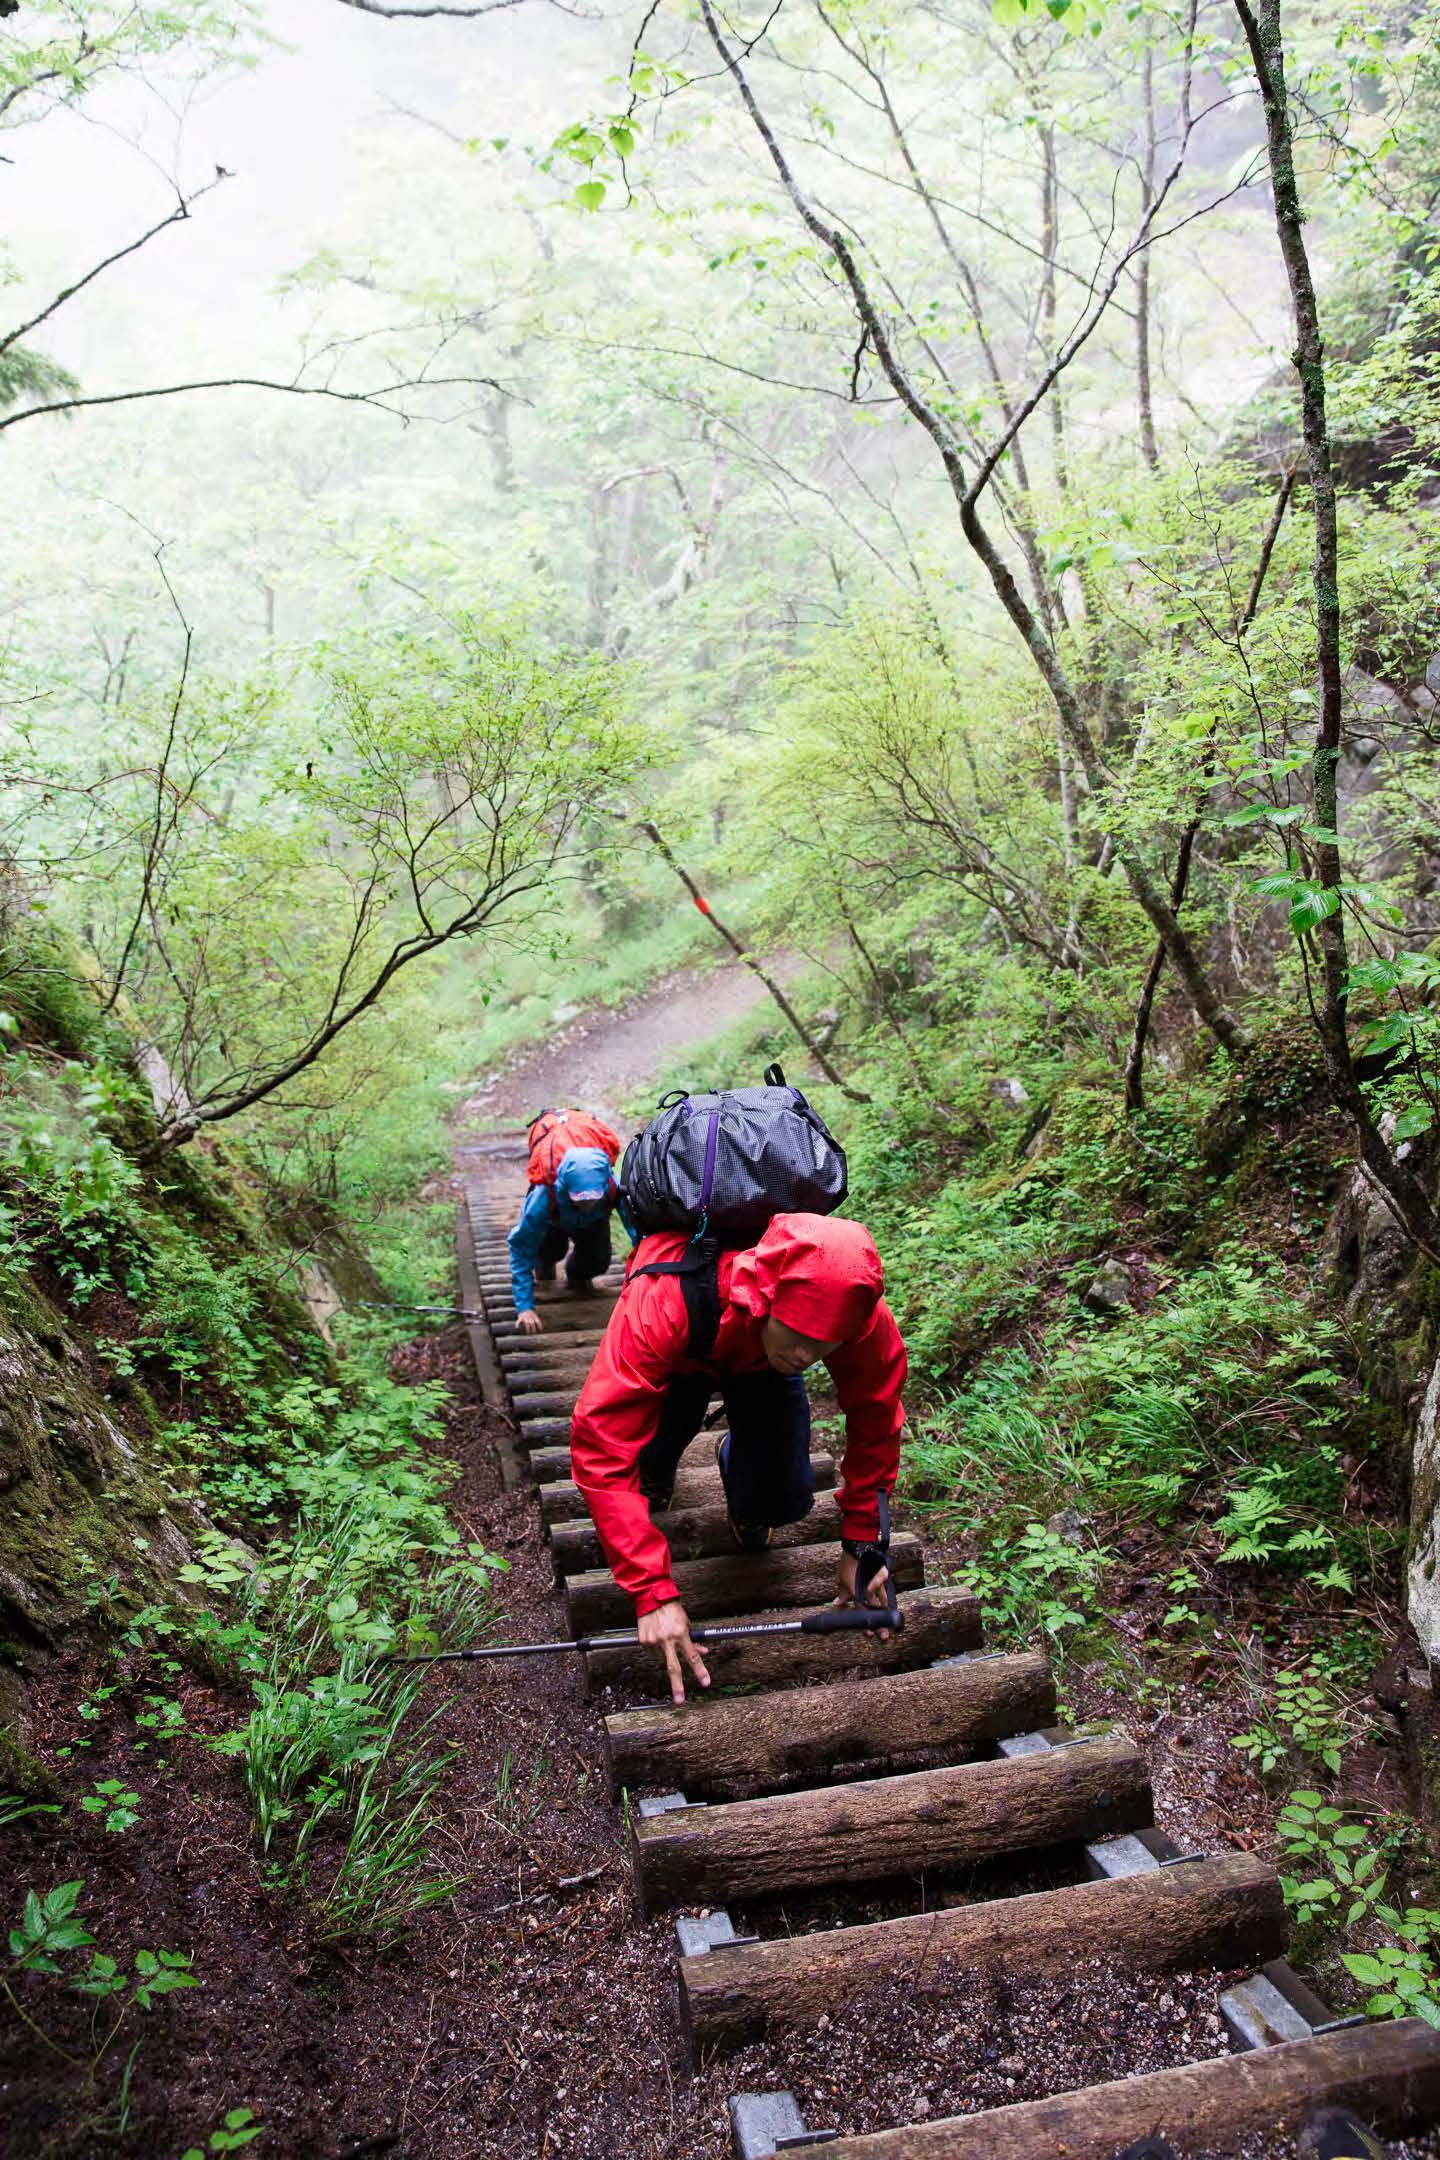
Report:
639,1474,675,1514
715,1433,772,1552
566,1273,599,1297
1113,2142,1179,2160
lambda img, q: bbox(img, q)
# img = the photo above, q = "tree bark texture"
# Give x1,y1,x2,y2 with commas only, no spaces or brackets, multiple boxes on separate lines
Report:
582,1585,980,1695
511,1418,570,1448
605,1652,1054,1800
680,1853,1285,2056
810,2021,1440,2158
630,1730,1150,1914
564,1534,924,1634
506,1388,583,1419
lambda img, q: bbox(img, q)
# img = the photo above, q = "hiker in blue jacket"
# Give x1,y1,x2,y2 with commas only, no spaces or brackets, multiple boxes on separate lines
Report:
509,1145,626,1335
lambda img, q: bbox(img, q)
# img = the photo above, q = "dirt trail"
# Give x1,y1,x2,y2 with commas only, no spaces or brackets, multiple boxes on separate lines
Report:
455,959,794,1137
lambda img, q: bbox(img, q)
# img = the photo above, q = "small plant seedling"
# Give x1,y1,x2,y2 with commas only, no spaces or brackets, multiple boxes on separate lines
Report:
7,1879,95,1975
1275,1790,1397,1930
1233,1666,1347,1778
180,2105,264,2155
81,1781,142,1834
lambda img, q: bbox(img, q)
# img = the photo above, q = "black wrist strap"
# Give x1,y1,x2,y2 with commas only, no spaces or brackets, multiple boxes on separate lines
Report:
845,1489,893,1599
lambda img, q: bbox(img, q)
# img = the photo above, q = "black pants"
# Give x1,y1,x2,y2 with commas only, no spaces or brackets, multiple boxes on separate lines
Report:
538,1215,611,1288
637,1367,815,1527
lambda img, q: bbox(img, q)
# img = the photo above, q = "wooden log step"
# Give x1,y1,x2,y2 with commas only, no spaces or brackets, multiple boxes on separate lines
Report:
606,1652,1054,1801
506,1389,579,1417
477,1288,617,1309
476,1266,618,1282
554,1494,845,1578
491,1316,610,1340
680,1852,1285,2056
566,1533,924,1634
631,1730,1150,1915
529,1445,577,1481
540,1454,838,1526
476,1269,618,1293
474,1270,617,1287
583,1584,980,1693
503,1368,596,1399
806,2019,1440,2158
500,1357,598,1389
498,1340,600,1365
511,1417,571,1447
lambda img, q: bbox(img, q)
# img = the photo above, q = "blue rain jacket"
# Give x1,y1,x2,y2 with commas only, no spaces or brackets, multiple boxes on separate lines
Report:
508,1145,620,1313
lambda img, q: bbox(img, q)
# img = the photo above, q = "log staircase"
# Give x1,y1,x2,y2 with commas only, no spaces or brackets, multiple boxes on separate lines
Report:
456,1165,1440,2159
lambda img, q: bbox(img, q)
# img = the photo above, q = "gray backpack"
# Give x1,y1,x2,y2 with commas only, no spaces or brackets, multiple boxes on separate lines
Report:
621,1064,847,1355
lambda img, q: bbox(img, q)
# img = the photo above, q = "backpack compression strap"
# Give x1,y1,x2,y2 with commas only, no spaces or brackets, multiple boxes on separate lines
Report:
630,1237,723,1360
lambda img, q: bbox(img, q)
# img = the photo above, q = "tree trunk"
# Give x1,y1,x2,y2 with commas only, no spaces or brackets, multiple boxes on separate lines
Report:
1136,37,1160,471
1234,0,1440,1255
680,1853,1285,2056
605,1651,1055,1800
630,1731,1151,1914
1122,467,1296,1110
1040,124,1068,494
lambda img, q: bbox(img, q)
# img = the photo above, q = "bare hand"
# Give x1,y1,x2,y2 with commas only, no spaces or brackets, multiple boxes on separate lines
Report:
834,1550,893,1642
637,1599,711,1705
515,1308,544,1336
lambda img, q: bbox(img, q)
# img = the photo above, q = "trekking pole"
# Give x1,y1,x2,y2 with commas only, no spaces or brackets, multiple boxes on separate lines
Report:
381,1602,904,1668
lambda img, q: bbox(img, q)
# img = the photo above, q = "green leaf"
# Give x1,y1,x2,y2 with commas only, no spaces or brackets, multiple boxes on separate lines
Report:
573,179,606,212
1341,1952,1389,1985
1289,885,1342,934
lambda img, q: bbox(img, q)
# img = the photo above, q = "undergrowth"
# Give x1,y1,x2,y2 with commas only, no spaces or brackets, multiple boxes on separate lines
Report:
0,1016,503,1968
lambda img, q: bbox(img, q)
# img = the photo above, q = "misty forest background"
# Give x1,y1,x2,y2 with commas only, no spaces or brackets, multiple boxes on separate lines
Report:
5,0,1440,2150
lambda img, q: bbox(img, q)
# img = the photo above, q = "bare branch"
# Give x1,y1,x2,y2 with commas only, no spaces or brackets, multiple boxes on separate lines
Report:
0,173,229,362
335,0,536,15
0,367,511,437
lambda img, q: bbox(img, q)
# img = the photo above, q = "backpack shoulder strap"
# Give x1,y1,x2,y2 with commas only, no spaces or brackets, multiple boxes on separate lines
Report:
631,1238,722,1360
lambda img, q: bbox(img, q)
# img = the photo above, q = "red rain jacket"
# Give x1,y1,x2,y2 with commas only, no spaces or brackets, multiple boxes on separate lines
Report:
570,1213,907,1618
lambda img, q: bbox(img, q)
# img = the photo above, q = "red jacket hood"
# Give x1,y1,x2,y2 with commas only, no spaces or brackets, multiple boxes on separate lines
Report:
727,1213,884,1342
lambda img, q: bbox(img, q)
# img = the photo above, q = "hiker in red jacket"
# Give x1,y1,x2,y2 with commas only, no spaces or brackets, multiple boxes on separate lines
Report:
570,1212,906,1703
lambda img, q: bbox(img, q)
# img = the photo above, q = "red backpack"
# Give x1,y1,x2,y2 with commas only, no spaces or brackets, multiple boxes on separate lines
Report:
526,1108,622,1198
